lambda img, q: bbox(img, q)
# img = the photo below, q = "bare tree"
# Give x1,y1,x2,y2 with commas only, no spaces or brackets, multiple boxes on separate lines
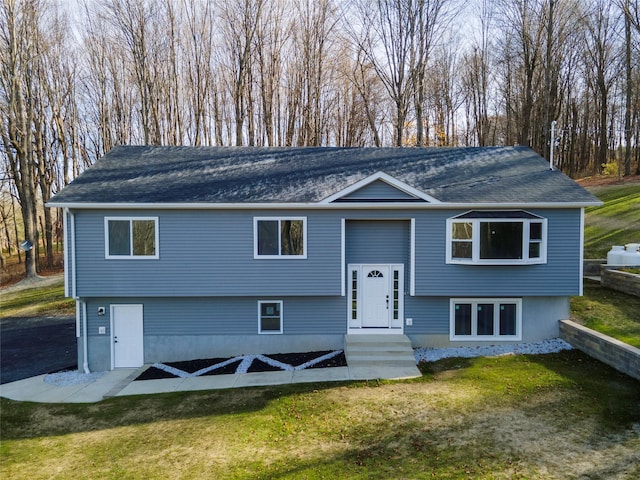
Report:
582,0,623,172
217,0,264,146
410,0,454,146
496,0,547,147
462,0,494,146
348,0,416,146
1,0,41,277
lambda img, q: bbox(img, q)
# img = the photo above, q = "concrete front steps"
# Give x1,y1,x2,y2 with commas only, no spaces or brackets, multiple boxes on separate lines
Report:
345,334,422,380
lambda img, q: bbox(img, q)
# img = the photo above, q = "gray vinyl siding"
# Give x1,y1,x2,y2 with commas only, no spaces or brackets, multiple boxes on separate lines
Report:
404,297,450,334
345,220,410,265
340,180,418,200
73,207,582,298
74,210,342,297
413,208,582,296
83,297,347,338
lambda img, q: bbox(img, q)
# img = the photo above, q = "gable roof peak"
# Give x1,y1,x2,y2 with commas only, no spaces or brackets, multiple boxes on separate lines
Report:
321,171,441,204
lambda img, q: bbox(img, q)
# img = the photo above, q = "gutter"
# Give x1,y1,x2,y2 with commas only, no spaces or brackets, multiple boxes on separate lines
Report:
46,200,603,210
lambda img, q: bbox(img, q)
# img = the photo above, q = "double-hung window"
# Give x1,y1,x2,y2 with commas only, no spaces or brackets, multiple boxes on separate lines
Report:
254,217,306,258
450,298,522,341
447,211,546,265
105,217,159,259
258,301,283,334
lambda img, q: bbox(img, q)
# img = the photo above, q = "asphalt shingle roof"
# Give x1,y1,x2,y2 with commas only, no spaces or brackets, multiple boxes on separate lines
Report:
49,145,599,205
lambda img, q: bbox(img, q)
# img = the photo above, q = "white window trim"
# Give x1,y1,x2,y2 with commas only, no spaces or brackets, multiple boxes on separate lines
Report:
253,216,307,259
449,298,522,341
104,216,159,259
258,300,283,334
446,215,547,265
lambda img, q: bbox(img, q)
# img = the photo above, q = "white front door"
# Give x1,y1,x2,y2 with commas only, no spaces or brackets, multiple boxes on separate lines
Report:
348,264,404,331
362,266,391,327
111,304,144,368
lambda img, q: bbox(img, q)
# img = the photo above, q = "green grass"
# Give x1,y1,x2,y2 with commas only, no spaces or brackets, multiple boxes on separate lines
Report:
571,280,640,347
1,351,639,479
584,184,640,258
0,282,74,317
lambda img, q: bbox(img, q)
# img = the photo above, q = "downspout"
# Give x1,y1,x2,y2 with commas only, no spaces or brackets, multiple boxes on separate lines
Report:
82,300,90,374
69,209,89,372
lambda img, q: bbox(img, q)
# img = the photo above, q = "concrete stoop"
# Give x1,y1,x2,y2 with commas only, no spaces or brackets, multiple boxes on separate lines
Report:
344,334,421,380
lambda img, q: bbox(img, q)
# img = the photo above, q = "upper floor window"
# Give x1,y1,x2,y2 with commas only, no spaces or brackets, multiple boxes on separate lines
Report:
446,211,546,265
105,217,158,259
254,217,307,259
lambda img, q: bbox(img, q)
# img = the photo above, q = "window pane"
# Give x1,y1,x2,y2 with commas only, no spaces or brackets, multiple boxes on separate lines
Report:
529,242,541,259
260,302,280,317
281,220,304,255
499,304,517,335
452,222,472,240
452,241,472,259
108,220,130,256
530,222,542,240
454,303,472,336
257,221,279,255
132,220,156,256
480,222,523,259
477,304,494,335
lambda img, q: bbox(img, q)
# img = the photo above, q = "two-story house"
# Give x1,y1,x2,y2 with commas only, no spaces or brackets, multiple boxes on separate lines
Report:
48,146,600,372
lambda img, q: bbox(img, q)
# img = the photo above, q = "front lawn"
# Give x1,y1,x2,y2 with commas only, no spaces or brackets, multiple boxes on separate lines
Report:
1,351,639,479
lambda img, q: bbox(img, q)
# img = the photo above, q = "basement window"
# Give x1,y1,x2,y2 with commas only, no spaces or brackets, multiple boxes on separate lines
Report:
450,298,522,341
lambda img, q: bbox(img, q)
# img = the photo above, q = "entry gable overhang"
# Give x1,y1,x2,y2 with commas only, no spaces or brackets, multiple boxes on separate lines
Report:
319,172,441,204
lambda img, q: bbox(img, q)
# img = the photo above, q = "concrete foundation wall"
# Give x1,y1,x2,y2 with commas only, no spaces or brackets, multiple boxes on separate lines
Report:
559,320,640,381
144,334,344,363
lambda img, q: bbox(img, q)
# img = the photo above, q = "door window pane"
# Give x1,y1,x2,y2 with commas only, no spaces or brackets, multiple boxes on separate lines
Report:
351,270,358,320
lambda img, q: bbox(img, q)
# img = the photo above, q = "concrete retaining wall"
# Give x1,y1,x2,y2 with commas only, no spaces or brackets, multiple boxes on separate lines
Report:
559,320,640,381
600,268,640,297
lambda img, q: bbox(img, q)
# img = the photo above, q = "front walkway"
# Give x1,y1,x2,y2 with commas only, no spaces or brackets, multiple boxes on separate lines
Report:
0,362,421,404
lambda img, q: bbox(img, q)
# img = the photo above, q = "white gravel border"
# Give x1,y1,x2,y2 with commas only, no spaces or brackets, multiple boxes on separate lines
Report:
414,338,573,363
